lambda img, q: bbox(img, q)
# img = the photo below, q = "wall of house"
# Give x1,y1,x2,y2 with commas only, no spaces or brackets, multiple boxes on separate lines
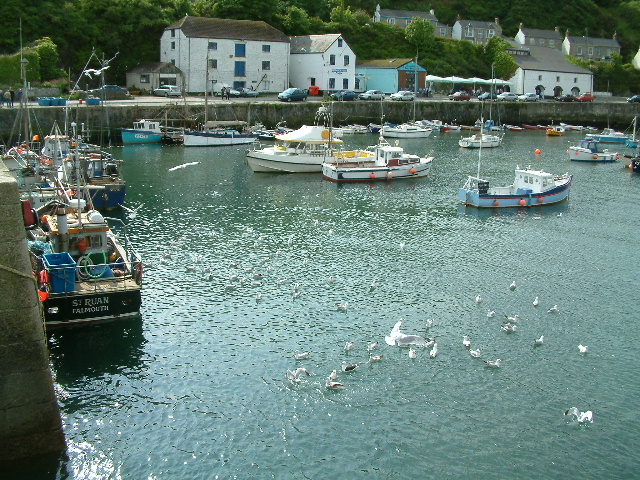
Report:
512,68,593,96
355,69,398,93
289,41,356,92
160,30,289,94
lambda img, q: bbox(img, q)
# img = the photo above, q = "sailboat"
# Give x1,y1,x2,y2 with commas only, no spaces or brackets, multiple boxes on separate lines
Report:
381,92,432,138
459,119,572,208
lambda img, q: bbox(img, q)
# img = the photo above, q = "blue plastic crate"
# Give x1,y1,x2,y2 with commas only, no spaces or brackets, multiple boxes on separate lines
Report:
43,252,76,293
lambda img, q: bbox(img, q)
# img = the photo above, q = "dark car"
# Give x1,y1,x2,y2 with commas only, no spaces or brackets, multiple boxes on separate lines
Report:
628,95,640,103
229,87,259,98
555,94,576,102
449,91,472,101
88,85,130,100
330,90,359,101
278,88,308,102
478,92,498,101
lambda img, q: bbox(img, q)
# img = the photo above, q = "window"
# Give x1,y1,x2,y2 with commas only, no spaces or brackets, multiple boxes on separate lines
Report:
338,38,343,47
171,59,175,65
330,54,336,65
354,78,360,89
538,75,542,81
262,61,270,71
477,30,484,38
171,41,175,50
596,48,601,57
488,29,494,38
549,40,555,48
440,28,446,36
387,18,395,25
540,39,545,47
588,47,594,56
310,77,316,86
140,74,149,84
170,29,175,38
235,61,245,76
262,44,270,53
529,38,535,45
556,76,560,82
577,46,583,56
235,43,246,57
344,55,350,66
574,77,578,83
329,78,335,89
466,26,473,37
209,59,217,69
343,78,348,89
209,42,217,50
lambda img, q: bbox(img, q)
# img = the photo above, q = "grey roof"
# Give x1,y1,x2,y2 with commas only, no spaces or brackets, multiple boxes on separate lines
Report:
126,62,183,74
166,16,289,43
379,9,437,21
290,34,342,54
566,35,620,48
510,45,592,74
455,19,501,30
520,28,563,40
356,58,415,69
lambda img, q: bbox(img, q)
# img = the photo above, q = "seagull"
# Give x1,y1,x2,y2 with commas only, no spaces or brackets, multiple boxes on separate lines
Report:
469,348,482,358
484,359,502,368
487,310,496,318
367,341,378,351
341,361,359,372
578,344,589,353
369,354,384,363
399,242,406,251
328,275,335,284
533,296,540,307
548,305,559,313
509,280,517,291
504,314,520,323
185,265,196,272
119,203,144,220
224,283,237,290
463,336,471,349
502,323,517,333
336,302,349,311
475,294,482,304
294,351,311,360
429,342,438,358
328,369,338,381
425,319,434,329
344,341,355,351
293,282,300,290
326,377,345,390
565,407,593,423
255,292,262,302
286,368,311,383
534,335,545,346
369,279,377,291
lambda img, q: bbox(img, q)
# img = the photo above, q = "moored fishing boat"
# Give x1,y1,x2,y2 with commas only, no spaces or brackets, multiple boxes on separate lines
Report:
322,136,433,182
546,125,565,136
586,127,630,143
459,166,572,208
183,121,257,147
381,122,432,138
458,132,502,148
25,198,142,328
567,139,619,162
121,119,164,144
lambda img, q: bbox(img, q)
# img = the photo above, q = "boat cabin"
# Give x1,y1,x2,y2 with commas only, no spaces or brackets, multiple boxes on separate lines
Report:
513,168,556,194
132,120,162,133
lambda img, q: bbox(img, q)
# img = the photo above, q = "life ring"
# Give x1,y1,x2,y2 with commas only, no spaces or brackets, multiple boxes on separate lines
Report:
77,252,108,280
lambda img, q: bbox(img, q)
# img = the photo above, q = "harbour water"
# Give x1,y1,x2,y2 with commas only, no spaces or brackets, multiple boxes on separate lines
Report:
22,128,640,478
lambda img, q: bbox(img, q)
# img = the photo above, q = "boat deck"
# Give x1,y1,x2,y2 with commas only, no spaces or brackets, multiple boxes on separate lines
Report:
74,276,140,294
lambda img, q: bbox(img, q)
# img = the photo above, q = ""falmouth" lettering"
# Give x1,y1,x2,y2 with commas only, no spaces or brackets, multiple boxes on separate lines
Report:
72,296,110,314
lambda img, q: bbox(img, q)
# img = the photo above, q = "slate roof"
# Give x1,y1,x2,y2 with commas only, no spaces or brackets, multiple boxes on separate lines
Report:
290,34,342,54
565,35,620,48
378,9,437,21
509,44,592,74
456,19,501,30
127,62,182,74
519,28,563,40
166,16,289,43
356,58,416,69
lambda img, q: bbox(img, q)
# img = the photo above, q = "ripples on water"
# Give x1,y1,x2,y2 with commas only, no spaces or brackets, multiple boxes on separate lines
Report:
32,130,640,479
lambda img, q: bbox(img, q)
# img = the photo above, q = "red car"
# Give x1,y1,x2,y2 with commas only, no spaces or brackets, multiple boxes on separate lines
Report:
576,92,595,102
449,91,472,101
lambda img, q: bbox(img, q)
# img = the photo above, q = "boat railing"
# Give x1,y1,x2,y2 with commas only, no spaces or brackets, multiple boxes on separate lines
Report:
463,176,488,190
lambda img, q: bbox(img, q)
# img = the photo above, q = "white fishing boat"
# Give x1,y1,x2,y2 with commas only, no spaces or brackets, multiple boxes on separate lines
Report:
585,127,630,143
567,139,619,162
322,136,433,182
458,132,502,148
381,122,433,138
183,121,257,147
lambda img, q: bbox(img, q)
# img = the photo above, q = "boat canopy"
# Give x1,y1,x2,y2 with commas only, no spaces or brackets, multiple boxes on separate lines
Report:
275,125,343,144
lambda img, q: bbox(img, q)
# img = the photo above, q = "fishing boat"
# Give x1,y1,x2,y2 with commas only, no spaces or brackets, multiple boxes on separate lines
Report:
381,122,432,138
458,132,502,148
546,125,565,136
121,119,164,144
567,139,619,162
183,121,257,147
25,197,142,328
459,167,572,208
585,127,630,143
322,136,433,182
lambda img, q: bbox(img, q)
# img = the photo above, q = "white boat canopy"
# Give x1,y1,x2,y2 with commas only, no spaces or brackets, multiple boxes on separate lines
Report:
275,125,344,144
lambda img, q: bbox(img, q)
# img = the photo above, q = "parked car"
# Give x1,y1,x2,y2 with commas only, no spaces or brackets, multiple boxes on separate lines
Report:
389,91,415,101
88,85,130,100
575,92,595,102
153,85,182,97
330,90,359,101
555,94,576,102
518,93,539,102
277,88,308,102
496,92,519,101
229,87,259,98
478,92,497,101
358,90,385,100
449,91,472,101
628,95,640,103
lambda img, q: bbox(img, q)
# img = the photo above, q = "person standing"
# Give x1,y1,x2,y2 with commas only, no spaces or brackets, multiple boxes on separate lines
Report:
3,89,11,108
9,88,15,107
0,89,4,108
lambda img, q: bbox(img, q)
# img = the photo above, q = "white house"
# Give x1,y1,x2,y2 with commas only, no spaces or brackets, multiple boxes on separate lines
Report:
289,34,356,92
514,24,563,50
373,4,452,38
506,44,593,97
160,16,290,94
452,18,502,45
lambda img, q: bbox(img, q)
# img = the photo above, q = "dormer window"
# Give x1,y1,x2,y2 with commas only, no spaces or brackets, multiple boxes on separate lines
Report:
466,26,473,37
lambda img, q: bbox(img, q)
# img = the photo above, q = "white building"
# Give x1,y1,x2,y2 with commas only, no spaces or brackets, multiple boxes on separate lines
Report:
289,34,356,92
506,44,593,97
160,16,290,94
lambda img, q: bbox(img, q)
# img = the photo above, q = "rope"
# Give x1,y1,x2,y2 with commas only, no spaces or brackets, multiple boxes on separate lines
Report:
0,262,38,282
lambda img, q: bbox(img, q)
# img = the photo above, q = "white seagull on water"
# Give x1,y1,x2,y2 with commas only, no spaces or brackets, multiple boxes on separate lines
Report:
475,294,482,304
463,336,471,349
484,359,502,368
487,310,496,318
369,354,384,363
367,341,378,351
469,348,482,358
119,203,144,220
429,343,438,358
408,348,417,359
534,335,545,346
533,296,540,307
548,305,559,313
328,369,338,381
286,368,311,383
335,302,349,311
578,344,589,354
502,323,517,333
294,351,311,360
565,407,593,423
326,377,345,390
344,341,355,351
509,280,517,291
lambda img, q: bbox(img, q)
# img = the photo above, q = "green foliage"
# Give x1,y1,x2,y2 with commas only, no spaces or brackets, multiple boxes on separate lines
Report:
405,17,436,57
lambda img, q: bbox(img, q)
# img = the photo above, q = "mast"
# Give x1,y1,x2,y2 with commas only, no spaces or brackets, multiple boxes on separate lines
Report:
205,44,209,127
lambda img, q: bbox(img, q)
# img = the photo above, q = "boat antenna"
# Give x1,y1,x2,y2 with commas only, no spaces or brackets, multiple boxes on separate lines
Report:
477,116,483,179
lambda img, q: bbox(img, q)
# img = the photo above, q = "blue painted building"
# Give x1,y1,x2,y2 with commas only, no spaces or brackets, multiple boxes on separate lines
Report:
355,58,426,93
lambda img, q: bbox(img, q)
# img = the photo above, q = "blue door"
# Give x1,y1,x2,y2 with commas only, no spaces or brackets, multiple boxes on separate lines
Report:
235,62,245,77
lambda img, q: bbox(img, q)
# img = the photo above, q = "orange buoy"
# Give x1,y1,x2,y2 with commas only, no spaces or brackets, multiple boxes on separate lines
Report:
535,148,541,155
593,154,598,159
386,171,393,180
538,197,544,203
409,168,417,175
493,201,499,206
38,290,48,302
77,238,87,253
370,173,376,179
519,199,527,206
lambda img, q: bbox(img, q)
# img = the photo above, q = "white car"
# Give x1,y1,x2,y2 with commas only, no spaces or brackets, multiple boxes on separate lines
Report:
153,85,182,97
359,90,385,100
390,91,415,101
496,92,519,101
518,93,538,102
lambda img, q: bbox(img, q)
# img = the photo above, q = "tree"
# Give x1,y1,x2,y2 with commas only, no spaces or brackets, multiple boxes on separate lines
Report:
405,17,436,58
211,0,279,24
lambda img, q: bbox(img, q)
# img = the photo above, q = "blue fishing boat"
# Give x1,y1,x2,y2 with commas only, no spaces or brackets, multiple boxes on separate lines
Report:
585,128,629,144
459,167,572,208
121,119,164,144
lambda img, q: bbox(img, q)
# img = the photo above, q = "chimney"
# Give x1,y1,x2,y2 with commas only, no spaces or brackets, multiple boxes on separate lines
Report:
495,17,500,25
430,9,435,15
554,26,559,33
519,23,523,30
613,31,617,40
565,29,569,38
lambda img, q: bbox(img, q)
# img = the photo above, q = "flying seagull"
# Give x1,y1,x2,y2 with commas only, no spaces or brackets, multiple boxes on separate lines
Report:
286,368,311,383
